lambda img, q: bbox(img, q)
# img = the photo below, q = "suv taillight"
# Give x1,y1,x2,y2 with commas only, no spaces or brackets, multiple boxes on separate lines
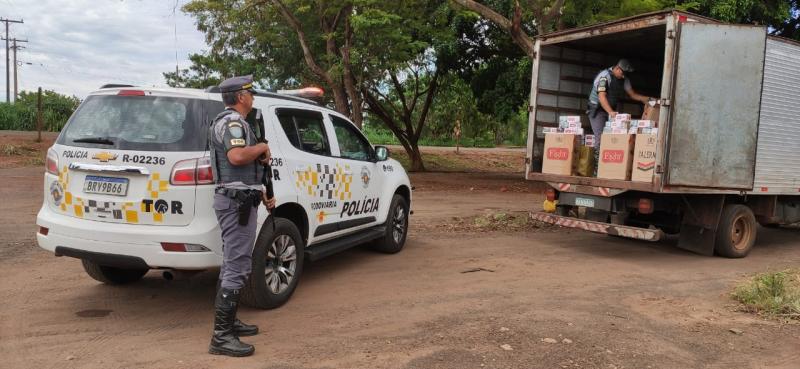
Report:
170,157,215,186
196,157,214,184
45,148,58,175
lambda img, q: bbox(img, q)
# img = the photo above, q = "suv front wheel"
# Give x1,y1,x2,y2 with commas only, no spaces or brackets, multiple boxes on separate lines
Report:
370,194,409,254
243,217,305,309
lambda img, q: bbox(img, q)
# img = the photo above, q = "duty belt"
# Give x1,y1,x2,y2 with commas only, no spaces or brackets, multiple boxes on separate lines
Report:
215,188,261,225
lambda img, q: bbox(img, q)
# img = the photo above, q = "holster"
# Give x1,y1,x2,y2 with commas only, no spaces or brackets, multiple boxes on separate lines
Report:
217,188,261,226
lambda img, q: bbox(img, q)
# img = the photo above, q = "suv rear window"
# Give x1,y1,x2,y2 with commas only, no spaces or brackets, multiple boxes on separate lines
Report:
57,95,214,151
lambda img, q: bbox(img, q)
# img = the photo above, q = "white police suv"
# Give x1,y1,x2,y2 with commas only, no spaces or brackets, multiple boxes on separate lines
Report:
36,85,412,309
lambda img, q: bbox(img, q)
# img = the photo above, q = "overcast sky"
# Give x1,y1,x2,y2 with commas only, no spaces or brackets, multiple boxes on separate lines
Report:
0,0,208,101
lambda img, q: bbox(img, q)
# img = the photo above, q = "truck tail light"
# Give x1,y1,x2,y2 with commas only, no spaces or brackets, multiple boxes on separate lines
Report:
638,198,654,215
46,148,59,175
39,226,49,236
545,188,557,201
170,157,215,186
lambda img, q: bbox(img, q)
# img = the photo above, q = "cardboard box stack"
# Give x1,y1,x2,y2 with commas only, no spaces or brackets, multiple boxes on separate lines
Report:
541,109,659,181
594,107,660,181
541,116,586,176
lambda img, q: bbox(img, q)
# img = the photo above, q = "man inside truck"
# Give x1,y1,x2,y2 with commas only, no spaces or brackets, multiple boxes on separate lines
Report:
587,59,653,140
586,59,653,174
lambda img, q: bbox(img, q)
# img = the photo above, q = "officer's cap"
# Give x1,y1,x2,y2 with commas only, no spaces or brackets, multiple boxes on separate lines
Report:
218,75,258,94
616,59,634,73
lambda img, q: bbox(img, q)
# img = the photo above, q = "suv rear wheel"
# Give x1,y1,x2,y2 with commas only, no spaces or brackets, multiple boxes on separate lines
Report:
81,260,148,284
243,217,304,309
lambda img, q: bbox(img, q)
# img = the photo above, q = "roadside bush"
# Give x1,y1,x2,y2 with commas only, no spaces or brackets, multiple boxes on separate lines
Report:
0,90,79,132
732,269,800,321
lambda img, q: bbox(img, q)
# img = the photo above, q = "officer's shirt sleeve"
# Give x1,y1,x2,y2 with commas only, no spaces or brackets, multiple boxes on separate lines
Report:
220,117,249,152
624,78,633,93
597,73,608,93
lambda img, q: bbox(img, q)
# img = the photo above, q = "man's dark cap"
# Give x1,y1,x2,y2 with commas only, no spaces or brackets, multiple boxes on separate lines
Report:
218,75,257,94
616,59,634,73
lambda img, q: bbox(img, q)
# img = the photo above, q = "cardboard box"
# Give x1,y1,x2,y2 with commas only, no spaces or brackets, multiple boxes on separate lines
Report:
563,127,584,135
614,113,632,123
559,116,581,124
632,134,658,182
542,133,579,176
584,134,596,148
542,127,558,134
597,134,634,180
642,103,660,122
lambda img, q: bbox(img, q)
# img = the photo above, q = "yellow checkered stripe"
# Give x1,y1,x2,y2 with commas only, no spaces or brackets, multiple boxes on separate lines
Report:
54,170,170,224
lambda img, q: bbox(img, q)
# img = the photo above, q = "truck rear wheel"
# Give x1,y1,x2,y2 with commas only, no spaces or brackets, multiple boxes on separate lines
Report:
715,204,757,258
81,260,148,284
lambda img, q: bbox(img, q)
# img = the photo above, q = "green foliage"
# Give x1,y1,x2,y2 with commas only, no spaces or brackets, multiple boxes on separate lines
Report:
733,269,800,320
0,90,80,132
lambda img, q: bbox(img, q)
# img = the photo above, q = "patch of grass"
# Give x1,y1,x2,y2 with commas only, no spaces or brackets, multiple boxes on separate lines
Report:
27,156,45,166
426,211,557,233
1,144,36,156
732,269,800,321
388,150,470,172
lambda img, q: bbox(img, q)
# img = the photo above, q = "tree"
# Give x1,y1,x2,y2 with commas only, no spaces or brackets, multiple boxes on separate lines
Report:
449,0,565,58
178,0,454,171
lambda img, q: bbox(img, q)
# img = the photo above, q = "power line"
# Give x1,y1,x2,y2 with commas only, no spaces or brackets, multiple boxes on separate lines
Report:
1,17,24,102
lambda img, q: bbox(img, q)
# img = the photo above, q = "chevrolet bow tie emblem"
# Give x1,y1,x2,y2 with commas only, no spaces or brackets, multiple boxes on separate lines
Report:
92,152,118,162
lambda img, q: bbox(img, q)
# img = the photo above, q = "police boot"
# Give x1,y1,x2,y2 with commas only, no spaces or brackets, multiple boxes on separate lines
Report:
215,280,259,337
233,318,259,337
208,288,255,357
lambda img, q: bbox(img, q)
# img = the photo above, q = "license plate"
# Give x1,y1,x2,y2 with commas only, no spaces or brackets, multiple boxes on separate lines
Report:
84,175,129,196
575,197,595,208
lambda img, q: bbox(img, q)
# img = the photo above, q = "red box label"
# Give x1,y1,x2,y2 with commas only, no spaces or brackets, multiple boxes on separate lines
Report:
547,147,570,161
602,150,625,163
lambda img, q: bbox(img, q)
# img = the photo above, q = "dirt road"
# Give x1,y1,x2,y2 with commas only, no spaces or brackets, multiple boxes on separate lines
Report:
2,166,800,369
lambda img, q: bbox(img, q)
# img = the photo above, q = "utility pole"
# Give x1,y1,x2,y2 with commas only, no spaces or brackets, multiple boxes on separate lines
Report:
7,38,28,101
1,18,23,103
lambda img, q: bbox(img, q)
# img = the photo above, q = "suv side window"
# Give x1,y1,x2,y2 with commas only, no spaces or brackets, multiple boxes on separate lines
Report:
276,109,330,156
331,115,372,161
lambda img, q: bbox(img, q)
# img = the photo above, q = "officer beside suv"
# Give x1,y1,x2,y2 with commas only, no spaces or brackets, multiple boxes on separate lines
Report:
208,76,276,357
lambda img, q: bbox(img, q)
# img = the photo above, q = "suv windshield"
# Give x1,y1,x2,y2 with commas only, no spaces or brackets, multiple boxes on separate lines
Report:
58,95,215,151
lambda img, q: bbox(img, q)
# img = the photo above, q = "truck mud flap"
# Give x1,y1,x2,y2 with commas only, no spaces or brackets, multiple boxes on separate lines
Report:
530,212,664,242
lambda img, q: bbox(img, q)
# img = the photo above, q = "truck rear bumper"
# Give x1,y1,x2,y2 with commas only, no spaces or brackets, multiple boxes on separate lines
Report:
530,211,664,242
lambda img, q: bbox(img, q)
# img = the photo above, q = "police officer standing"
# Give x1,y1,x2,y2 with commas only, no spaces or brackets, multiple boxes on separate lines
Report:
208,75,276,357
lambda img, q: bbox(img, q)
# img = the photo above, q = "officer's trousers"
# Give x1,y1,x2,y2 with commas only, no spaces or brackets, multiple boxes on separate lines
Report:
213,193,258,290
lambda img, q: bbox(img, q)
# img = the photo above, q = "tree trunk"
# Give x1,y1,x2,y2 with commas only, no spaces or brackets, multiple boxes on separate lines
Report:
407,141,425,172
341,15,364,129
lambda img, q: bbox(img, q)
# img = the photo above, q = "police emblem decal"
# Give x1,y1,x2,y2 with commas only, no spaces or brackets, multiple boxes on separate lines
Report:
50,181,64,206
360,166,371,188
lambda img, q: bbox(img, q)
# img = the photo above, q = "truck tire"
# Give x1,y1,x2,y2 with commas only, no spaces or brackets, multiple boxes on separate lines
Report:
243,217,304,309
370,194,409,254
81,260,148,285
715,204,757,258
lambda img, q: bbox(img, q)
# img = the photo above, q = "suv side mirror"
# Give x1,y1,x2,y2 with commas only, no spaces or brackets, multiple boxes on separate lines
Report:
374,146,389,161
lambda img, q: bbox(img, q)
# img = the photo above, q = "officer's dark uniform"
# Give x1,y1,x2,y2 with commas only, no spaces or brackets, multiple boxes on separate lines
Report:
587,59,635,145
208,75,266,357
